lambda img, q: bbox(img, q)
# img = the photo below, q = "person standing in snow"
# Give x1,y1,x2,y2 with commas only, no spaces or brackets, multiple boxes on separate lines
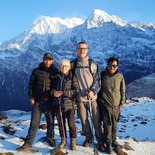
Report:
71,41,105,151
52,59,79,150
97,57,126,154
16,52,58,152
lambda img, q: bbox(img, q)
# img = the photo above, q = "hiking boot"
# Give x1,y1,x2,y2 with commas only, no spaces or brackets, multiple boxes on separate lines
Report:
58,137,66,149
106,143,112,154
16,145,32,152
112,141,123,152
70,138,76,150
48,139,56,147
83,139,92,147
112,141,120,148
98,143,106,152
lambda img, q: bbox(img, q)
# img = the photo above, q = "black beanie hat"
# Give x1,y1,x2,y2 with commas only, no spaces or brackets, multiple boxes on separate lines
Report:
43,52,54,60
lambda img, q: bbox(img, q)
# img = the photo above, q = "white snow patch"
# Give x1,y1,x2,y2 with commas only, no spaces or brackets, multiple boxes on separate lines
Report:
0,98,155,154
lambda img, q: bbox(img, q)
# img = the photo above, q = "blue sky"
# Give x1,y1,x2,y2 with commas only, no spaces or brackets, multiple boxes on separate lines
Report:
0,0,155,42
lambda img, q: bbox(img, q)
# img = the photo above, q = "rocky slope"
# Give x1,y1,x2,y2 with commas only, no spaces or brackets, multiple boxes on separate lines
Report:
127,73,155,99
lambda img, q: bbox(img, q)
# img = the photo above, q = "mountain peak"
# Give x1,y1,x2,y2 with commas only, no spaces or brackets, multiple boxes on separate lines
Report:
20,16,83,45
86,9,128,29
93,9,110,17
29,16,83,35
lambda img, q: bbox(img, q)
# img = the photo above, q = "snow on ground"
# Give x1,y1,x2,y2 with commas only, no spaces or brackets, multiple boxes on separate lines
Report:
0,97,155,155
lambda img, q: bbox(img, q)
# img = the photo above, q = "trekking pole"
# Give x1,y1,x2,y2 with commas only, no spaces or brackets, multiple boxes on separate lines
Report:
50,98,68,155
88,99,99,155
58,97,68,155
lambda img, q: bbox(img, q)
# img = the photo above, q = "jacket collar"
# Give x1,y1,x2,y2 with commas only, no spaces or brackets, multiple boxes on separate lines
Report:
77,55,89,63
105,67,119,76
56,71,72,80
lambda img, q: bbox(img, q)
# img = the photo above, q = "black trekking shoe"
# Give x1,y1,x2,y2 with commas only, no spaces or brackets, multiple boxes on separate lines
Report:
48,139,56,147
83,139,92,147
98,143,106,152
112,141,123,152
106,143,112,154
112,141,120,148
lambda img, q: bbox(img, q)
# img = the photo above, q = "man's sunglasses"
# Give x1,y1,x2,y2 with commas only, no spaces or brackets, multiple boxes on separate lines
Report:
107,64,118,68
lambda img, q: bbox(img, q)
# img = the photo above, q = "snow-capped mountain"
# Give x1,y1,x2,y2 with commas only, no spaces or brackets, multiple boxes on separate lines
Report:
31,16,84,34
85,9,128,29
0,16,83,50
0,9,155,110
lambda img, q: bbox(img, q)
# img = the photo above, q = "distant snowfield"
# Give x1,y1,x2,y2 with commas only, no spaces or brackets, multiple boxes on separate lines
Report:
0,97,155,155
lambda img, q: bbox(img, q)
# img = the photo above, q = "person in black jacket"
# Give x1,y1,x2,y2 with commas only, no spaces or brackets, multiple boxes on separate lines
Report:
16,52,58,152
52,59,79,150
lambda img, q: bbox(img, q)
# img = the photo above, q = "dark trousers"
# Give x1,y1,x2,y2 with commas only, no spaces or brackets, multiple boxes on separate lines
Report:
25,102,55,146
100,106,120,144
56,109,76,139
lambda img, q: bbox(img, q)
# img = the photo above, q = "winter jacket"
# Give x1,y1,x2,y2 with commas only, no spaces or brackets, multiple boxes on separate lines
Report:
51,71,80,112
71,56,101,102
28,62,58,103
97,70,126,108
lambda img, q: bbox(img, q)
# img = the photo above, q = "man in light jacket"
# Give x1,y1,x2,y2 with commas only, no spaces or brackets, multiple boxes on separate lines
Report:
71,41,104,151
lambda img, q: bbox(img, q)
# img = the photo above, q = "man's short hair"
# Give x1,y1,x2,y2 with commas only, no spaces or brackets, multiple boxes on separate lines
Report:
77,41,87,47
107,57,119,65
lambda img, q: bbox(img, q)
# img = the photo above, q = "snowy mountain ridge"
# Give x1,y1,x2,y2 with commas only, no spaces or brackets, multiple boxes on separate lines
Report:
1,9,154,51
30,16,84,34
0,16,83,50
86,9,128,29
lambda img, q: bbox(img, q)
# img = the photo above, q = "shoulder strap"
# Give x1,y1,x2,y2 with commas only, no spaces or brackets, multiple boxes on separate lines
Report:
71,58,96,75
71,58,78,75
88,58,94,75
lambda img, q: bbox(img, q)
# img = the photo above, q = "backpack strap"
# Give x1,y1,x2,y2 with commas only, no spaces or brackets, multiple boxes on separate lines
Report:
88,58,94,75
71,58,78,76
71,58,95,76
